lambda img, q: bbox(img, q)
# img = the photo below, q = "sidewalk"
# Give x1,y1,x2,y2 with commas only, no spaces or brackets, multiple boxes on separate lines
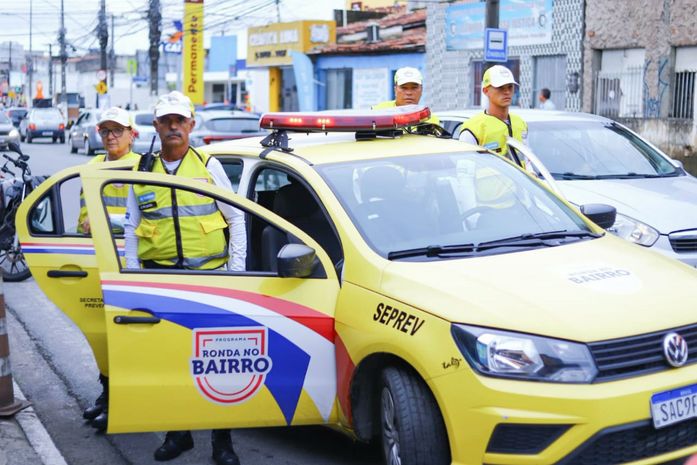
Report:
0,381,67,465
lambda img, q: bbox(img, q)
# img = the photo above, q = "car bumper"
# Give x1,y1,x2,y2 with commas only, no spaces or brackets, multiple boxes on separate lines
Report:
434,363,697,464
28,129,64,139
650,235,697,268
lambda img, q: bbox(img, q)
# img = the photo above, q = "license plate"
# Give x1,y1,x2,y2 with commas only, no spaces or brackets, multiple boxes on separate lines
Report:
650,383,697,429
42,131,53,136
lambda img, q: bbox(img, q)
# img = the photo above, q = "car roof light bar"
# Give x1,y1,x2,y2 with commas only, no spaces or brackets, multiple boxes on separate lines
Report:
259,105,432,132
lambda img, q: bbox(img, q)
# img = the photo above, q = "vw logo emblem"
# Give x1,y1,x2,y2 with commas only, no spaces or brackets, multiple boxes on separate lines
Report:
663,332,689,367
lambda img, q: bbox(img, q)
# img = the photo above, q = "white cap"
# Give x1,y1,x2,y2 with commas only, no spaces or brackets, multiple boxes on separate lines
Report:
482,65,518,88
394,67,423,86
154,91,194,118
98,107,132,127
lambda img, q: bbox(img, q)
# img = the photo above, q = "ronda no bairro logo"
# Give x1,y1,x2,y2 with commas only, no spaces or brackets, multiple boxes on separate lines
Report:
191,327,273,404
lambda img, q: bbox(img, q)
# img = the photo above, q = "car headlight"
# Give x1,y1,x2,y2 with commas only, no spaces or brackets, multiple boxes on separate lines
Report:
451,324,597,383
607,213,659,246
9,129,19,138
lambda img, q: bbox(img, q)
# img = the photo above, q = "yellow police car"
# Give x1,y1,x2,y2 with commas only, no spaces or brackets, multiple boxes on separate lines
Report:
17,106,697,465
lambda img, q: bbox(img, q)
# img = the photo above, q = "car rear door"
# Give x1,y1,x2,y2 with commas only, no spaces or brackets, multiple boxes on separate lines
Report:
16,161,135,377
81,169,340,433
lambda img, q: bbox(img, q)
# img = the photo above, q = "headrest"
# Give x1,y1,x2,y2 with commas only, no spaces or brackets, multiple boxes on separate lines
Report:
360,165,405,202
273,182,318,219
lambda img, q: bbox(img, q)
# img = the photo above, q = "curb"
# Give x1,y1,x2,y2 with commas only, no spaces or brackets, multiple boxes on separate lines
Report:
12,381,68,465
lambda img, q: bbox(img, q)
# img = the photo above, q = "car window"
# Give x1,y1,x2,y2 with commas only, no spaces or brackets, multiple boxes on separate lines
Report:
134,113,154,125
218,158,243,192
318,151,590,258
206,118,259,133
27,176,82,236
249,167,342,272
527,121,679,177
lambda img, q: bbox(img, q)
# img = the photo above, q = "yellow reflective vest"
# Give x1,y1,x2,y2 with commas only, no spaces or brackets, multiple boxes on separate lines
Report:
372,100,441,126
77,151,141,234
132,147,228,270
459,112,527,162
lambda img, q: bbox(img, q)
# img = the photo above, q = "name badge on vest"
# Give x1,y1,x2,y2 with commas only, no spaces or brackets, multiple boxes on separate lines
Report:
484,142,501,152
138,191,157,211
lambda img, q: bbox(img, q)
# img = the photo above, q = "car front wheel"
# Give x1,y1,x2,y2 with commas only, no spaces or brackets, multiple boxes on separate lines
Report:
379,366,450,465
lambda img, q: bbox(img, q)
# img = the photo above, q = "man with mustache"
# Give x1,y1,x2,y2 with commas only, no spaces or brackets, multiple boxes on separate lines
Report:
123,90,245,465
458,65,527,165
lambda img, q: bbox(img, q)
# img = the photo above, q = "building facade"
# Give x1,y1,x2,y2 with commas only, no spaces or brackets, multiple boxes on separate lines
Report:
425,0,585,112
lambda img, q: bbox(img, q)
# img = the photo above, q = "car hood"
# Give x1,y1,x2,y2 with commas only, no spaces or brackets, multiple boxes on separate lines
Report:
557,175,697,234
378,235,697,342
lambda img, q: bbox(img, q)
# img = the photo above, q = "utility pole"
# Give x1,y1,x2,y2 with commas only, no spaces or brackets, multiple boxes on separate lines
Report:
148,0,161,96
7,41,11,89
484,0,500,70
59,0,67,109
109,14,115,87
47,44,52,99
275,0,281,22
98,0,108,106
28,0,33,107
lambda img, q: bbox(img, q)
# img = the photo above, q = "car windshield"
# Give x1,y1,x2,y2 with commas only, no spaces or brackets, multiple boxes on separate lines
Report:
205,117,259,133
318,152,594,259
134,113,154,125
33,109,62,121
527,121,679,178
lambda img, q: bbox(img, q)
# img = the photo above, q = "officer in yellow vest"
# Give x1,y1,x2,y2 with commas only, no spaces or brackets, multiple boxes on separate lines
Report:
458,65,528,165
124,91,245,465
372,67,440,126
78,106,141,434
77,107,141,235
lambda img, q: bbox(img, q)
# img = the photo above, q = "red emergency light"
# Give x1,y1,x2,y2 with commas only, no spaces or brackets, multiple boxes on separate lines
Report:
259,105,432,132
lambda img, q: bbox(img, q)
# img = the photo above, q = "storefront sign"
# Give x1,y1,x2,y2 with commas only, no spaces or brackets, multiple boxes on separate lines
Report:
445,0,553,51
352,67,390,109
247,21,335,67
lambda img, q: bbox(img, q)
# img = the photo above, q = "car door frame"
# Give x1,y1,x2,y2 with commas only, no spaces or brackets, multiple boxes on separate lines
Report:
81,168,341,433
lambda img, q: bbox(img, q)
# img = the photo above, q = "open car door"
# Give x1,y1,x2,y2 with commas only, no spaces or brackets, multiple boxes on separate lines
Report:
81,169,340,433
16,160,136,377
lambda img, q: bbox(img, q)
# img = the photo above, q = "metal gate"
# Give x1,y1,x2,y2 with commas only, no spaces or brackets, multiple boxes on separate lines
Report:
533,55,566,110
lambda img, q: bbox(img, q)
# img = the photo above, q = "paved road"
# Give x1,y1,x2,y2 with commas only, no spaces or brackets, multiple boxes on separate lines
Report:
5,140,382,465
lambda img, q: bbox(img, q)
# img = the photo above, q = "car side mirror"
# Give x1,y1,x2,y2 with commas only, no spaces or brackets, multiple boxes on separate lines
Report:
580,203,616,229
671,158,684,169
277,243,316,278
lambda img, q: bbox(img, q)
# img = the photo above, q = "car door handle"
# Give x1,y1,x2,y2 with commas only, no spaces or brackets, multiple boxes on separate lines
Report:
47,270,88,278
113,315,161,325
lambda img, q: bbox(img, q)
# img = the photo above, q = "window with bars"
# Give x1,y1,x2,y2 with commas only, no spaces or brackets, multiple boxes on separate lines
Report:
672,71,695,119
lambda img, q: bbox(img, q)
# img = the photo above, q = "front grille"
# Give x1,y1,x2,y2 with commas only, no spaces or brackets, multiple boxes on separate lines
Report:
486,424,570,454
556,419,697,465
589,323,697,382
670,231,697,253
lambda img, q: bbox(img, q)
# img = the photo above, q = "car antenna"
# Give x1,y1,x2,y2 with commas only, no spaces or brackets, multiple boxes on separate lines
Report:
137,136,157,172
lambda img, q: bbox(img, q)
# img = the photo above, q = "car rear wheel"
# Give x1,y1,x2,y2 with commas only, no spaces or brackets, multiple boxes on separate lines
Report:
69,135,77,153
59,134,65,144
379,366,450,465
85,138,94,155
26,133,32,143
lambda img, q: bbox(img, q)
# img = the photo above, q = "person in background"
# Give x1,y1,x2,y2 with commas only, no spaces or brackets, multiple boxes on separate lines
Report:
458,65,528,165
78,106,141,433
538,87,557,110
124,91,245,465
372,66,440,125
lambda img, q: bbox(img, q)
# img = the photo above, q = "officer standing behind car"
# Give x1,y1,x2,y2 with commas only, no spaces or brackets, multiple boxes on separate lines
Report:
458,65,528,166
372,67,440,126
124,91,246,465
77,106,141,433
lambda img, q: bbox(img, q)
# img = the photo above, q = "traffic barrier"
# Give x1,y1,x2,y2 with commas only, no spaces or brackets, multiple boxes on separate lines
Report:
0,280,30,416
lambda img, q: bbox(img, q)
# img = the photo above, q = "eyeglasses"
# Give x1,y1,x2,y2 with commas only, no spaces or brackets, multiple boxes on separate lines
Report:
98,127,127,138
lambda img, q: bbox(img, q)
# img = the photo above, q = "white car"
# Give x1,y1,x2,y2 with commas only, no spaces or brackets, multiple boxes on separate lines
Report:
437,109,697,267
130,110,161,154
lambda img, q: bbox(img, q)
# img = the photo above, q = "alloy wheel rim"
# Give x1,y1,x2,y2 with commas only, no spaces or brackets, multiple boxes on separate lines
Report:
381,387,401,465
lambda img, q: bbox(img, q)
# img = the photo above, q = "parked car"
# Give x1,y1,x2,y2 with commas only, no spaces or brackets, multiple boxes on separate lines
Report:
189,110,266,147
197,103,247,112
129,110,161,154
19,107,65,143
17,107,697,465
5,107,28,128
437,109,697,267
68,109,103,155
0,112,20,149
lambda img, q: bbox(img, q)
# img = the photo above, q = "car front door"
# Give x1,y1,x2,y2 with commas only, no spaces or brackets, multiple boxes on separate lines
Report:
16,162,135,379
81,169,340,433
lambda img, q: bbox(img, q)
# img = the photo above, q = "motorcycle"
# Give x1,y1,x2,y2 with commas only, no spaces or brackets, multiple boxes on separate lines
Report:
0,142,47,282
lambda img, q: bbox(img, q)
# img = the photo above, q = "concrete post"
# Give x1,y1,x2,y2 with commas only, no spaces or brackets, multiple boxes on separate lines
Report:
0,279,30,416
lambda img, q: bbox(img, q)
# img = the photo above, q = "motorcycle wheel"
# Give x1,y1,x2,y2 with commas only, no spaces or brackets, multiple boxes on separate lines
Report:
0,240,32,282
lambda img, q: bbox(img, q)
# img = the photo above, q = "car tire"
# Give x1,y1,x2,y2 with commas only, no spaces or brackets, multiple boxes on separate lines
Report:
85,138,94,156
379,366,450,465
52,137,57,143
59,134,65,144
20,133,25,142
69,136,77,154
26,133,32,144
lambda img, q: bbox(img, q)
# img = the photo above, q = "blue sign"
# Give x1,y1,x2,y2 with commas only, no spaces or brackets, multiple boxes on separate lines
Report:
484,28,508,63
132,76,148,84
